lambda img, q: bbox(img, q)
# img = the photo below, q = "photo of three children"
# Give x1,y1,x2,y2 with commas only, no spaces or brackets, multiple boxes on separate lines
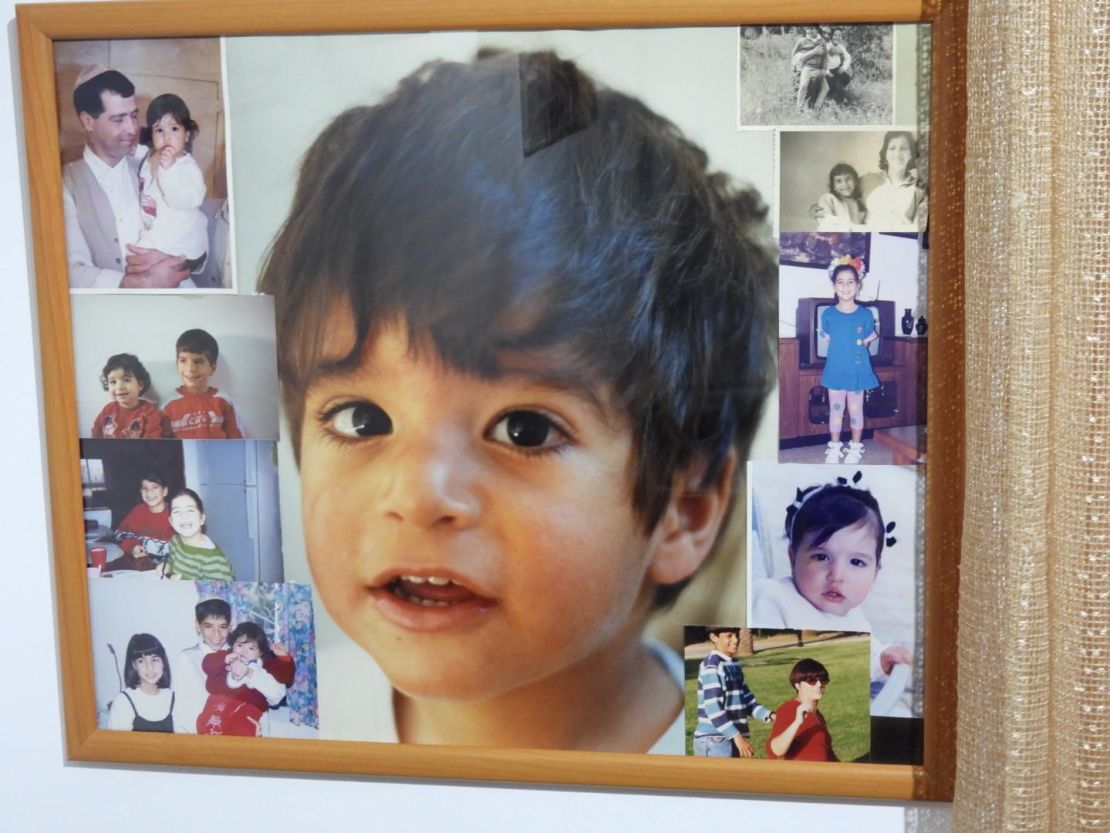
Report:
89,579,317,737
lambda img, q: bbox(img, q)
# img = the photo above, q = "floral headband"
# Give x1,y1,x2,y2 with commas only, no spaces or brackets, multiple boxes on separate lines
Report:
827,255,867,281
785,470,897,548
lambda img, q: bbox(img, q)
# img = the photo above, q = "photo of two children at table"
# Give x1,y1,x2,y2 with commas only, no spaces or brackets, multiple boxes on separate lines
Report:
80,435,281,581
88,578,317,737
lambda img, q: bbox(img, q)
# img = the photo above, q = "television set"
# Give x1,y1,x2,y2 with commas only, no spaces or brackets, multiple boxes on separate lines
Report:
795,298,896,368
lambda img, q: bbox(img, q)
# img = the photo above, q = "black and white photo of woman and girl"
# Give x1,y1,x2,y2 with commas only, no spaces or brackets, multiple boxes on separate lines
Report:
779,129,928,234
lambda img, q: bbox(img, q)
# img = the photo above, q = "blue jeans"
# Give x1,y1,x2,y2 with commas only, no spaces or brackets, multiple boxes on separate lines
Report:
693,735,739,757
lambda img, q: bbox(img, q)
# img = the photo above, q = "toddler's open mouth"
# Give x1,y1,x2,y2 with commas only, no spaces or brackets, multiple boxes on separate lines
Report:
371,571,497,632
388,574,491,607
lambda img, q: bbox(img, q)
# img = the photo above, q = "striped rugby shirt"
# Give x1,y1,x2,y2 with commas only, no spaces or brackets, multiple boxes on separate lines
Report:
694,650,772,739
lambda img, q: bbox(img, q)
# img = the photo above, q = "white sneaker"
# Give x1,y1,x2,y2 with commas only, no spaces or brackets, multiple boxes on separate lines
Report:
824,442,844,463
843,442,865,464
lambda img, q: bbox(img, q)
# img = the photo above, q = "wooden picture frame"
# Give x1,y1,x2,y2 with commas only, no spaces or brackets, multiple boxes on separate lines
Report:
17,0,965,801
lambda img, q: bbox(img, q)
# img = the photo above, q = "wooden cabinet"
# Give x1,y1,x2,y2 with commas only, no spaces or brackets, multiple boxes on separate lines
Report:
778,337,927,441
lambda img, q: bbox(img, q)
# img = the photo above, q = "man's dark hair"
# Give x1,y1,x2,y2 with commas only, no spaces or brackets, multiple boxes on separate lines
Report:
259,49,775,608
194,597,230,625
176,329,219,365
73,69,135,119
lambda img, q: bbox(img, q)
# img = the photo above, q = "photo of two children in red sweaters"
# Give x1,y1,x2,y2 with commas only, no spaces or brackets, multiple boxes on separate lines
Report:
72,293,278,442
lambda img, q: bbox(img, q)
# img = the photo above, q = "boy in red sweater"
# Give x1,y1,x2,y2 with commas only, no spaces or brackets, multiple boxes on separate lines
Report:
162,328,243,439
106,471,174,572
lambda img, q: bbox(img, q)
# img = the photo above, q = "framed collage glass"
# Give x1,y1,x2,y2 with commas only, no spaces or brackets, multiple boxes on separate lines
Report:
17,0,965,801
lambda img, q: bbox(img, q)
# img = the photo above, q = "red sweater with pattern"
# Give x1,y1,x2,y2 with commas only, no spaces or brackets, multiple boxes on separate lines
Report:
163,387,243,439
91,399,169,439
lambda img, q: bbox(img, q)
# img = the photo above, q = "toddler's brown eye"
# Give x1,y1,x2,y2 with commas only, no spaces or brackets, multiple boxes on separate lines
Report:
329,402,392,438
491,410,565,449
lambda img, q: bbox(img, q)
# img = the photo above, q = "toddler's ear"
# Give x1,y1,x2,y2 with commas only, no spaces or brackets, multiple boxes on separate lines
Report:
647,450,736,586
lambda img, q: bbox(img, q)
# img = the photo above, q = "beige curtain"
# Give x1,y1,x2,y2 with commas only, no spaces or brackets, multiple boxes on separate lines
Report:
957,0,1110,829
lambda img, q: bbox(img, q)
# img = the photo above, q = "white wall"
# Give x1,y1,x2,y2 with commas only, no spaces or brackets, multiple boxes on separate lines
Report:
1,2,948,828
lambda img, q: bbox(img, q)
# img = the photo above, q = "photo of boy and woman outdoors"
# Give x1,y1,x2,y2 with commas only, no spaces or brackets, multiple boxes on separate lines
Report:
56,23,927,762
89,579,317,737
683,627,870,762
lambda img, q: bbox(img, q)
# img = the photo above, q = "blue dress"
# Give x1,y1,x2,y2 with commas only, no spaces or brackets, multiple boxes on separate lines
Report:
820,305,880,391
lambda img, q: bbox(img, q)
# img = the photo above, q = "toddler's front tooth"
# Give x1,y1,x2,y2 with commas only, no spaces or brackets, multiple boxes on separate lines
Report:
427,576,451,586
402,575,427,584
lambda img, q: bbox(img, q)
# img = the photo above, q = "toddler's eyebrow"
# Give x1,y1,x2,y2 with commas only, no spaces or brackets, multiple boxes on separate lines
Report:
309,358,614,425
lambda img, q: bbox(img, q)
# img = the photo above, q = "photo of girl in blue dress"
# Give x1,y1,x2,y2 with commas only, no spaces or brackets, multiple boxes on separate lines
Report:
820,255,879,464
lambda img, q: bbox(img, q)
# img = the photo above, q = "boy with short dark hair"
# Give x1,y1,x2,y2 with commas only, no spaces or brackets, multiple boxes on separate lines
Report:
106,471,173,572
259,49,775,752
163,328,243,439
693,626,774,757
170,598,232,734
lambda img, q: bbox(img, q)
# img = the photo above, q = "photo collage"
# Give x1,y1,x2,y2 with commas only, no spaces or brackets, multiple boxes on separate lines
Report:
59,24,926,761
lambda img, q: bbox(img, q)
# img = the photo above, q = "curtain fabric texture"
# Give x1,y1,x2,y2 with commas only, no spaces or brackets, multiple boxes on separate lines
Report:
957,0,1109,829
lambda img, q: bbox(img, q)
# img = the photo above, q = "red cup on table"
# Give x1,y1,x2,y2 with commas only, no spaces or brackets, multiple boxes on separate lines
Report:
90,546,107,570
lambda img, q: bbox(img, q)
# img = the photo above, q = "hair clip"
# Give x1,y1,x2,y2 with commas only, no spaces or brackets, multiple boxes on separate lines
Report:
784,469,893,547
827,255,867,280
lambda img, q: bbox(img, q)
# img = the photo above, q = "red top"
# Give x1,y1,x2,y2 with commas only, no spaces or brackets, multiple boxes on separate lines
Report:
109,502,175,569
766,699,838,762
163,387,243,439
90,399,169,439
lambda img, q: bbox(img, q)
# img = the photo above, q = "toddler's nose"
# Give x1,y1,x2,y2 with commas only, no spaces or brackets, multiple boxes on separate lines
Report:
378,431,479,531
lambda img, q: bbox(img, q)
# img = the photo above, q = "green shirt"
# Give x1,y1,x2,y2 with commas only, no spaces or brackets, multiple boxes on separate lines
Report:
167,535,234,581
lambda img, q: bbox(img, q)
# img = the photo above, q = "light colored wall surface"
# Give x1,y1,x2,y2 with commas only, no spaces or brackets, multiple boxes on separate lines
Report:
2,1,948,828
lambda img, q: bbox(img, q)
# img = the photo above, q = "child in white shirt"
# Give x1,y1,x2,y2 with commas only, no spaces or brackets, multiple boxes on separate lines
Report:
137,93,208,275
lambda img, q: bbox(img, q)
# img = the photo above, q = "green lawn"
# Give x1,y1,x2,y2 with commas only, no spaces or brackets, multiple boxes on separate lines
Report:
684,636,871,761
